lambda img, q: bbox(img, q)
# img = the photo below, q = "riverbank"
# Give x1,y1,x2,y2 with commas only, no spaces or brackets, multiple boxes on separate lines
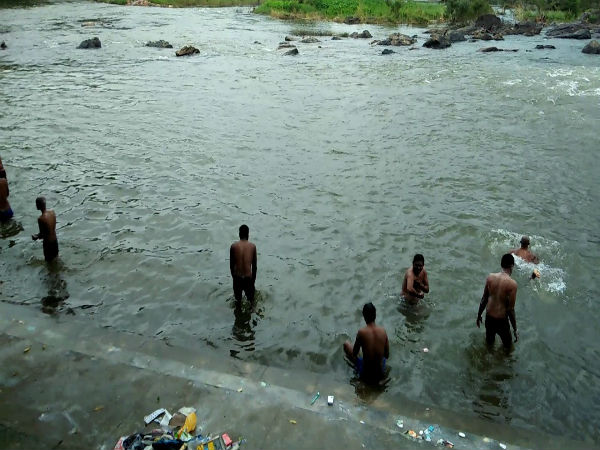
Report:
0,301,591,450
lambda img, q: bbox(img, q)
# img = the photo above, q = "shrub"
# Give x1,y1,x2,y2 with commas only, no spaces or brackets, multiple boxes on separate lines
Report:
445,0,492,22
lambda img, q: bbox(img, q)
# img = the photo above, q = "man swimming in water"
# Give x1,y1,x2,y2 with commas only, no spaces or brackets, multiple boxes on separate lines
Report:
344,302,389,383
0,168,12,222
230,224,257,307
510,236,540,278
511,236,539,263
402,254,429,304
477,253,518,349
32,197,59,262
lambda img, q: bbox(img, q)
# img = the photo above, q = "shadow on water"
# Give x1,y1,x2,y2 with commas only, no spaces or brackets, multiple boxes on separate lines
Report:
229,291,264,358
397,296,431,336
0,219,23,239
464,336,516,423
40,259,69,315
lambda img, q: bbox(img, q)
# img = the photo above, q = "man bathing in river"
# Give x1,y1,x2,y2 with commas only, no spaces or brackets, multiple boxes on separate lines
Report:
230,224,257,307
402,254,429,304
32,197,59,262
344,302,389,383
510,236,540,279
477,253,518,349
0,167,12,222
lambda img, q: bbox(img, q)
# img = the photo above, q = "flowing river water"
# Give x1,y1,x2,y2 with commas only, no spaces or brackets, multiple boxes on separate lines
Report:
1,1,599,445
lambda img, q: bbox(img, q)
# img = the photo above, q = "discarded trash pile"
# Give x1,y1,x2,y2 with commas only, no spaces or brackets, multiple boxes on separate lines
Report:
114,406,242,450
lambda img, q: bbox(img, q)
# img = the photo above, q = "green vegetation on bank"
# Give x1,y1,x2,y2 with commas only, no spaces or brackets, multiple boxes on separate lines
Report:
505,0,599,21
96,0,258,6
254,0,445,25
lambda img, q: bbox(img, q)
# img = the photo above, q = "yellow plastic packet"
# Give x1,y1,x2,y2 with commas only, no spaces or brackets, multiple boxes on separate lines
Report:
182,412,197,434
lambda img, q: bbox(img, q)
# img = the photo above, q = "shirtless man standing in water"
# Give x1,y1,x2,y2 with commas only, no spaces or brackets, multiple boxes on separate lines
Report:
230,224,257,307
32,197,59,262
477,253,518,348
402,254,429,304
344,302,389,384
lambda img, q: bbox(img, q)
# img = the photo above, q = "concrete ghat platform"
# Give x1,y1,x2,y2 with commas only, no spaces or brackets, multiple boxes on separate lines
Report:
0,303,586,450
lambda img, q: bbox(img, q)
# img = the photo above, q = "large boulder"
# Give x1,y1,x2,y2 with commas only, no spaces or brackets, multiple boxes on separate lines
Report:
447,29,467,42
350,30,372,39
146,40,172,48
377,32,416,46
175,46,199,56
546,23,592,38
475,14,502,32
344,16,360,24
77,37,101,49
423,35,451,49
582,39,600,53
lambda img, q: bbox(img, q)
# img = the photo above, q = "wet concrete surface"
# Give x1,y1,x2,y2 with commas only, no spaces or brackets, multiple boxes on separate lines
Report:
0,303,589,450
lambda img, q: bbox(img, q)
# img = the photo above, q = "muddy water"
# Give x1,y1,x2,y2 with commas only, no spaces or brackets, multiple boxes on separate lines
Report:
1,2,599,444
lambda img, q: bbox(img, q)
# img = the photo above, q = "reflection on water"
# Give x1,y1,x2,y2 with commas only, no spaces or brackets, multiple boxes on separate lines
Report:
40,260,69,315
0,219,23,239
230,291,263,357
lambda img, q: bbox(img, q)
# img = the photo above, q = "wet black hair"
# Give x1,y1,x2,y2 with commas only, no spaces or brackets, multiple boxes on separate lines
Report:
413,254,424,264
362,302,376,323
239,224,249,239
501,253,515,269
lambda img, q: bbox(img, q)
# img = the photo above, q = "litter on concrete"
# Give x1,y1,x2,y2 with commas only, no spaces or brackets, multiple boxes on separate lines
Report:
114,406,242,450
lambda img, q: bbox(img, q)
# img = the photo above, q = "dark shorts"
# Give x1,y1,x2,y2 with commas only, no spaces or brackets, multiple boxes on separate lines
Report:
43,240,59,262
233,276,255,302
356,357,386,382
485,315,511,348
0,208,13,222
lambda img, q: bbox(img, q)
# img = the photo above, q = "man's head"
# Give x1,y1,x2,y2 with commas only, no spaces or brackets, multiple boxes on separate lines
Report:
412,254,425,275
35,196,46,211
239,224,249,240
362,302,376,324
520,236,530,248
501,253,515,270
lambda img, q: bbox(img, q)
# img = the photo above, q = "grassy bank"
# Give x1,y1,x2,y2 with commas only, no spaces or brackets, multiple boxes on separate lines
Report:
97,0,259,7
513,6,578,22
254,0,446,25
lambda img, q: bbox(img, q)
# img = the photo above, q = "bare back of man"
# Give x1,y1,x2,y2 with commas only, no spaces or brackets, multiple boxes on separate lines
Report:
230,224,257,305
511,247,538,263
230,240,256,278
477,254,518,348
343,302,389,383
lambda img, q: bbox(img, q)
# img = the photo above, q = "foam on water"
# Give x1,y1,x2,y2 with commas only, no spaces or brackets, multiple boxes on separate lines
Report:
489,229,566,295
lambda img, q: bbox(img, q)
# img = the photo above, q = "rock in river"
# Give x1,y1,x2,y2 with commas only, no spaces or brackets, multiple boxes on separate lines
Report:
175,46,199,57
77,37,101,49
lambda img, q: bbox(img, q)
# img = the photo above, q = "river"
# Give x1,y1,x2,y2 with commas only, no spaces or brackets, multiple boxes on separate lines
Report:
1,1,599,445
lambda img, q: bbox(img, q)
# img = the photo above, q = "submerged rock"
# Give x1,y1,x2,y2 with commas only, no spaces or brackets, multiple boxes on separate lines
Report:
582,39,600,54
301,37,320,43
175,46,199,56
77,37,101,49
535,44,556,49
331,36,343,40
284,35,297,41
283,48,298,56
381,48,395,55
478,46,518,52
277,42,296,50
146,40,172,48
0,41,6,50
